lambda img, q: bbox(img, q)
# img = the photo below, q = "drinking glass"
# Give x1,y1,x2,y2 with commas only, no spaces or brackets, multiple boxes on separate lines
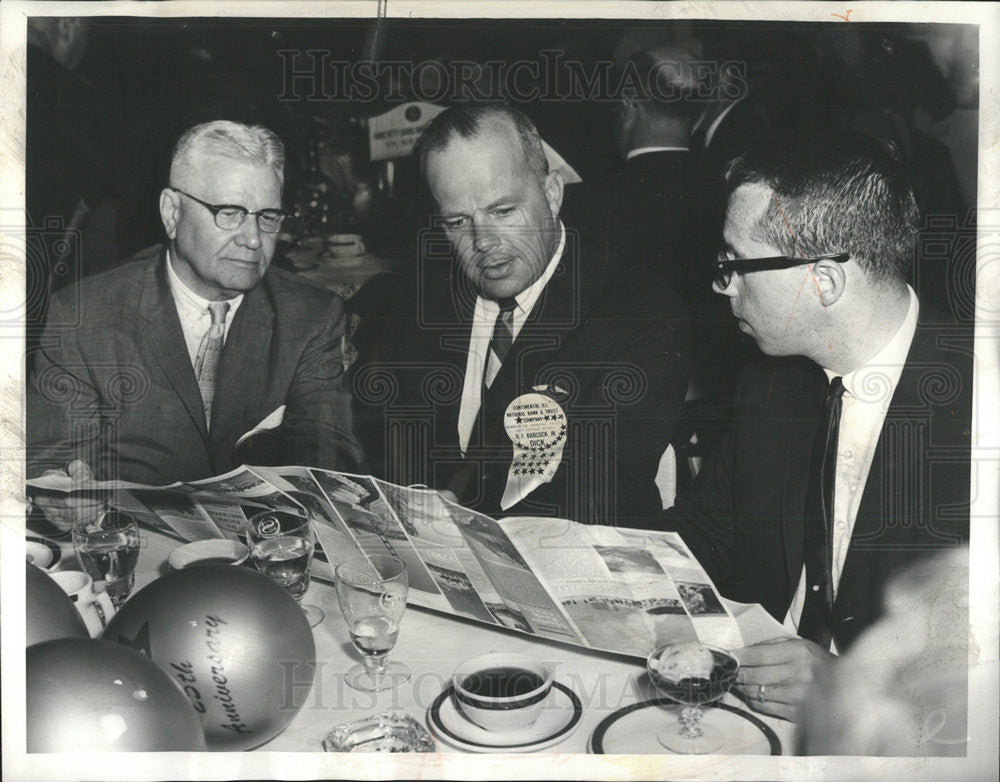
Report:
246,510,323,627
335,554,409,692
646,643,739,754
72,505,140,609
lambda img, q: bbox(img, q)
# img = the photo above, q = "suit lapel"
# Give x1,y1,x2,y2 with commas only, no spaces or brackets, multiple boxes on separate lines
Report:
836,325,929,591
210,278,275,464
137,250,210,442
779,364,826,591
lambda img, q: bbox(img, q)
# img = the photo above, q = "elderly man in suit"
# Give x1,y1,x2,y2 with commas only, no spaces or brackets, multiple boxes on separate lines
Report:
665,131,972,723
28,120,361,527
351,104,690,527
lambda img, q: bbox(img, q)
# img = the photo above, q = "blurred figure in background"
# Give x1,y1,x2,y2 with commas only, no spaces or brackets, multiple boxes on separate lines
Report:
797,547,969,756
26,16,122,365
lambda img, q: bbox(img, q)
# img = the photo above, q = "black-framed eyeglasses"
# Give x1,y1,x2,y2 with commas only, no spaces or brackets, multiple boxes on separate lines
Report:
714,251,850,288
169,187,286,234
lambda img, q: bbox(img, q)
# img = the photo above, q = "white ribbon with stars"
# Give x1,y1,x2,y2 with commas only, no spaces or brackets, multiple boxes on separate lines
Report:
500,391,568,510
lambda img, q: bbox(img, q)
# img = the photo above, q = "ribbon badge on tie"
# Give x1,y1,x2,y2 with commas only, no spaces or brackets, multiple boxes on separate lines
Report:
500,391,568,510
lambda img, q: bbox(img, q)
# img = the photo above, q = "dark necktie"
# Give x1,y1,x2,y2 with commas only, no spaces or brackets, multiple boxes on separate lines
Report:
797,375,846,648
194,301,230,429
484,297,517,389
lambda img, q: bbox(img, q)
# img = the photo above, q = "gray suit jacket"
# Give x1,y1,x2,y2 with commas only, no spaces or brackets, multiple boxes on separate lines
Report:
28,244,362,483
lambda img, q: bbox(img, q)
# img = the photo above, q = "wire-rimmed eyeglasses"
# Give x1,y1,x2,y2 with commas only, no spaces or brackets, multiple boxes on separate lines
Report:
169,187,286,234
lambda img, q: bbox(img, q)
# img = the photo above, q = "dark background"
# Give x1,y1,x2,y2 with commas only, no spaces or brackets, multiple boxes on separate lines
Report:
27,17,979,315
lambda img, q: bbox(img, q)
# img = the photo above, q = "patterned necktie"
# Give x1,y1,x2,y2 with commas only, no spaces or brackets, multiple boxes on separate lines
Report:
194,301,230,429
798,375,846,648
484,297,517,389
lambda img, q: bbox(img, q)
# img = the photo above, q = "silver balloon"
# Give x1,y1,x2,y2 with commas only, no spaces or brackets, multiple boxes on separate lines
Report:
27,638,207,752
26,562,88,647
103,564,315,751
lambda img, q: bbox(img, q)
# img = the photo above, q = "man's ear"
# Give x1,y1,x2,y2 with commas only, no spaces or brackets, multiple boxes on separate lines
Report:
812,257,848,307
159,188,180,240
544,169,564,220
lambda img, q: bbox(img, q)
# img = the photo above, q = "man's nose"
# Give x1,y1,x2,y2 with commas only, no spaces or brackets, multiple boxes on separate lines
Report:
234,215,263,249
472,221,501,253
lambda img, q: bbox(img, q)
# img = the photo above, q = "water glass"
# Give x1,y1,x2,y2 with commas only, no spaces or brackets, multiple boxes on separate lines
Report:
72,505,140,609
335,554,409,692
246,510,323,627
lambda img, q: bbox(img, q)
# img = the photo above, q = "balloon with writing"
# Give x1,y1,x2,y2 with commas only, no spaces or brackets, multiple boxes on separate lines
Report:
27,638,206,752
103,564,316,751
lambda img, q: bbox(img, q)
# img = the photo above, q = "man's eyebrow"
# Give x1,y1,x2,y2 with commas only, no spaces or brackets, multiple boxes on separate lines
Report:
486,195,517,210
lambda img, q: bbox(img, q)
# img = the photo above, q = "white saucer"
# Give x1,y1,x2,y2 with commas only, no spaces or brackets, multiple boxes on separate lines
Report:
427,681,582,753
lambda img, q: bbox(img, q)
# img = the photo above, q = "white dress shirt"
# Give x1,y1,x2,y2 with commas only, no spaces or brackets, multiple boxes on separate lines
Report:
166,250,243,367
457,224,567,454
784,286,920,649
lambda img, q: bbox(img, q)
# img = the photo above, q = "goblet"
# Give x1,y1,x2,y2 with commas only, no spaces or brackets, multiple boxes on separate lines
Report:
646,642,739,754
335,554,409,692
246,510,323,627
72,505,140,609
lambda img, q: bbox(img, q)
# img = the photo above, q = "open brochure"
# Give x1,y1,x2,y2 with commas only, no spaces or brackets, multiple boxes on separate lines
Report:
27,465,743,658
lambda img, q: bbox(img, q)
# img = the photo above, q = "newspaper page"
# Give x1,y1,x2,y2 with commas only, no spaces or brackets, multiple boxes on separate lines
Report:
499,518,743,651
27,467,741,655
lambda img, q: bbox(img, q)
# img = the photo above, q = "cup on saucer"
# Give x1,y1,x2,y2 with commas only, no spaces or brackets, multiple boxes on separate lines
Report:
452,652,553,733
49,570,116,638
325,233,366,258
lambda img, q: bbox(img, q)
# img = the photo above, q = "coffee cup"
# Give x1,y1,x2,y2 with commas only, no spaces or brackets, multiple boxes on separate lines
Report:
168,539,250,571
452,652,553,733
26,540,58,571
49,570,116,638
325,233,365,258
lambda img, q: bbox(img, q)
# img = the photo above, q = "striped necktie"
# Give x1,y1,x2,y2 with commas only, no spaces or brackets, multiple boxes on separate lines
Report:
484,297,517,389
797,375,846,648
194,301,230,429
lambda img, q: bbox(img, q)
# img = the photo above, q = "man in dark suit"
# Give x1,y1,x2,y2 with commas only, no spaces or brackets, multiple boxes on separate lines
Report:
563,43,743,415
665,132,971,723
352,104,690,527
28,120,361,527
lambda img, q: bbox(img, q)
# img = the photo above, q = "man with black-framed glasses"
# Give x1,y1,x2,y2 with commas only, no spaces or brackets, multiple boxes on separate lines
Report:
663,131,971,736
28,120,362,524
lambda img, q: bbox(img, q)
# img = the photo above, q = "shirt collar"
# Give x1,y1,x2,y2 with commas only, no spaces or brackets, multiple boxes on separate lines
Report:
166,248,244,314
626,146,690,160
825,285,919,403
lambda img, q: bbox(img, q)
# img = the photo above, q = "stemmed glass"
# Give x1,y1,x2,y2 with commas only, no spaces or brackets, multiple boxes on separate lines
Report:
646,643,739,754
246,510,323,627
72,504,140,609
335,554,410,692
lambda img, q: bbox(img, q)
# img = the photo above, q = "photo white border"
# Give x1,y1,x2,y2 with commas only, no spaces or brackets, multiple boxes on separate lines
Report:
2,2,997,780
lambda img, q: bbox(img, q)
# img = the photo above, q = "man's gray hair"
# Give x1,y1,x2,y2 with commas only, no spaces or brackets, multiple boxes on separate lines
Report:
170,120,285,185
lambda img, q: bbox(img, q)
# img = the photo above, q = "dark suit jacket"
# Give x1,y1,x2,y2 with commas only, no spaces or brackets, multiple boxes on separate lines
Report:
564,150,744,402
351,228,690,528
27,244,362,483
664,303,972,651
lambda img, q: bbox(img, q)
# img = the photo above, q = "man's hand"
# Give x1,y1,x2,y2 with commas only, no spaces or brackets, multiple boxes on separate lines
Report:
31,460,106,535
732,636,836,722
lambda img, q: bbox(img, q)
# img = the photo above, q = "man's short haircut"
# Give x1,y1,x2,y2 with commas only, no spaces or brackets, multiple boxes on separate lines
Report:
415,104,548,184
170,120,285,186
622,45,706,122
726,131,919,283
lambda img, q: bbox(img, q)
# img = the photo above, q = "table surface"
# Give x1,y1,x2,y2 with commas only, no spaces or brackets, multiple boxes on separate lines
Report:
46,527,796,756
